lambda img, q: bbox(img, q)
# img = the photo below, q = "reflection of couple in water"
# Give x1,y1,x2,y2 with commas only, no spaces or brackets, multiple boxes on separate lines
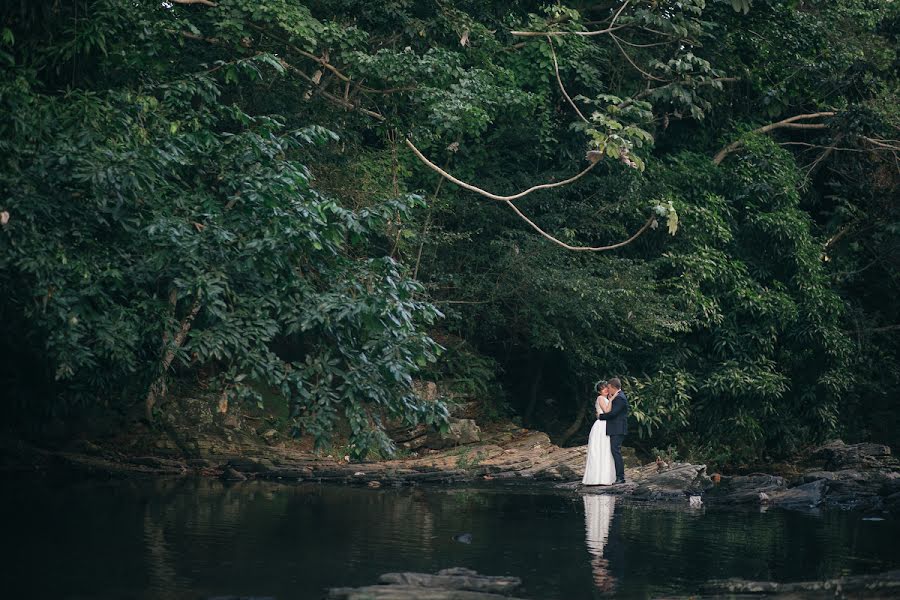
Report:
583,495,617,593
581,378,626,592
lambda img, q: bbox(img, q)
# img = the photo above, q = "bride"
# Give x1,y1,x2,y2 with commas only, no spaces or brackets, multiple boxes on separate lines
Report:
582,380,617,485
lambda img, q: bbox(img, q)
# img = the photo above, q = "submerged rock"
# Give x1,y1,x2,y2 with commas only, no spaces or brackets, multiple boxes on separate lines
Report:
220,466,247,481
702,569,900,598
328,568,524,599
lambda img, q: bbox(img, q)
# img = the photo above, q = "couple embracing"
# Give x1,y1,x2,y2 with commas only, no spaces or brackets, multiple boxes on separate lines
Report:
582,378,629,486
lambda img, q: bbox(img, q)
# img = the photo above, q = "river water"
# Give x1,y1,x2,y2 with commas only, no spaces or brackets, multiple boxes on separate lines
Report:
3,477,897,599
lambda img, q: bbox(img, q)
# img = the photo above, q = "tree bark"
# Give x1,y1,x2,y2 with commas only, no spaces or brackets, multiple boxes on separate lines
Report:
557,378,589,447
145,294,202,422
522,354,544,427
713,112,836,165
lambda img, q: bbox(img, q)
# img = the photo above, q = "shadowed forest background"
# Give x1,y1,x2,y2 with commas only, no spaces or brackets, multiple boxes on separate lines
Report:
1,0,897,469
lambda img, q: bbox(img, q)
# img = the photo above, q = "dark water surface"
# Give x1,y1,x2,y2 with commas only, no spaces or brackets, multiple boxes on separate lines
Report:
3,477,898,599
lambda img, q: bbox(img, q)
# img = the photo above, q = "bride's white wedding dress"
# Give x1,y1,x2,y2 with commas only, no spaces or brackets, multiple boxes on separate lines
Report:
582,397,617,485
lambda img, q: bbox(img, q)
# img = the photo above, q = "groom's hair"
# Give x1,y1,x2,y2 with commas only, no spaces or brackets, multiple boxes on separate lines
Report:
608,377,622,390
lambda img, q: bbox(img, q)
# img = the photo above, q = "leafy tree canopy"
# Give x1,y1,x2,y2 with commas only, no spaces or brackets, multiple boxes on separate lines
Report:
1,0,897,465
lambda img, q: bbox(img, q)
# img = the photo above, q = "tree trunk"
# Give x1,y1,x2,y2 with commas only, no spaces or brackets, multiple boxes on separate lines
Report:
557,378,589,447
145,294,202,422
523,354,544,426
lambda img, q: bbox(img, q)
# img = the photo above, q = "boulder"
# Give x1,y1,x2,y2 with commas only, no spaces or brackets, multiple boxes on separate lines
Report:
768,479,826,510
425,418,482,449
389,423,429,451
629,462,710,501
329,568,524,600
804,440,895,471
706,474,787,505
220,466,246,481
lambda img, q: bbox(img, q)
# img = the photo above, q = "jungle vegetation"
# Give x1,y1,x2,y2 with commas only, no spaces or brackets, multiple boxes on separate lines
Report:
1,0,897,466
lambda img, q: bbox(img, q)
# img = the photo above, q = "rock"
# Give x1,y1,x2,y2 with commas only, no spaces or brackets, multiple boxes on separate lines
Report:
768,479,826,509
703,569,900,598
884,491,900,512
705,474,787,505
448,401,481,419
388,423,429,451
689,495,703,508
220,466,246,481
801,470,836,482
127,456,186,470
380,568,519,593
222,413,241,430
329,568,524,600
820,473,886,511
226,456,275,474
71,439,103,456
424,418,481,450
413,380,440,401
452,533,473,544
629,463,710,501
450,418,481,445
367,480,381,488
805,440,895,471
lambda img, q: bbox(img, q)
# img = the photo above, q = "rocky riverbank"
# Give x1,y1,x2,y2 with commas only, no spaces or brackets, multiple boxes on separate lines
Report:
3,393,896,513
572,439,900,513
4,427,897,513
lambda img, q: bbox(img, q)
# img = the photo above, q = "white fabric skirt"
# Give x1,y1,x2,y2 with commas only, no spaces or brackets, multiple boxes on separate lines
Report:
582,418,616,485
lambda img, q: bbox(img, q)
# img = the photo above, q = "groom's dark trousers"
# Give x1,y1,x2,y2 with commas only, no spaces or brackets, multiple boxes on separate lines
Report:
609,435,626,482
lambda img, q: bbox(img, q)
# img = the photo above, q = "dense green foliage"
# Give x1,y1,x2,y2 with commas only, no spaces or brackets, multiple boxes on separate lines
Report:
1,0,897,465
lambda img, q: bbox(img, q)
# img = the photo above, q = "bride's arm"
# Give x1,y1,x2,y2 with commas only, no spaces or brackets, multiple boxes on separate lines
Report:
597,395,612,415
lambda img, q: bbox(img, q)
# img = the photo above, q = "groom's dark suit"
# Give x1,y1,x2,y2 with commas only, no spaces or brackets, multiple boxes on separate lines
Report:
596,389,629,482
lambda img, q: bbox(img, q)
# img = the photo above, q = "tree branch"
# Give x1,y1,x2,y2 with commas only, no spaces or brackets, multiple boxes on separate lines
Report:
611,34,667,81
713,111,837,165
405,138,597,202
547,37,589,123
849,324,900,334
511,0,630,38
171,0,217,6
406,140,659,252
803,133,844,178
504,203,657,252
860,136,900,152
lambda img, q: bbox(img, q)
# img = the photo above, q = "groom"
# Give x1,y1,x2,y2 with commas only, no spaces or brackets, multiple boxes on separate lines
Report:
596,377,628,484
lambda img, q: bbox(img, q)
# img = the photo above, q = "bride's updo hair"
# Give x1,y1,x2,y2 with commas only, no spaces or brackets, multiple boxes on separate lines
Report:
594,380,608,393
